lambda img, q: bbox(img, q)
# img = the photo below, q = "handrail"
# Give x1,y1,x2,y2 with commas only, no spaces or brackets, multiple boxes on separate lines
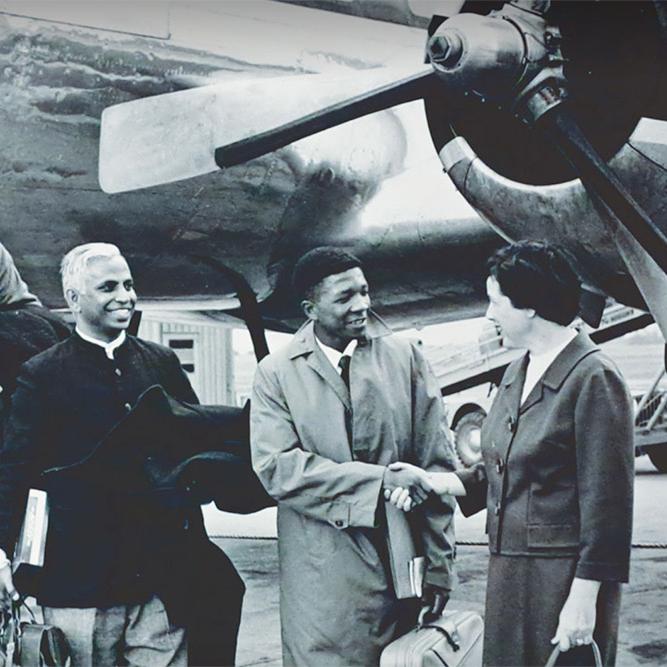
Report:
431,304,644,380
635,368,666,416
646,391,667,432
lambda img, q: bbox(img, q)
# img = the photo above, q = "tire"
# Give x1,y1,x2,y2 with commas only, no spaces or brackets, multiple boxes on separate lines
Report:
454,409,486,468
648,447,667,473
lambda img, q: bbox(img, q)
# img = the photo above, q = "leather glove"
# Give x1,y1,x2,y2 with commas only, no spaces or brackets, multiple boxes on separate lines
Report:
419,583,449,625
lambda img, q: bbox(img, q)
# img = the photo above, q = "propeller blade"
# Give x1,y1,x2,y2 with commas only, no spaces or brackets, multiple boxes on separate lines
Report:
99,65,432,193
214,69,437,168
542,106,667,274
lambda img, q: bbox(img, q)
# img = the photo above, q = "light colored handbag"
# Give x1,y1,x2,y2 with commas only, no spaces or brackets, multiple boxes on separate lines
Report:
380,609,483,667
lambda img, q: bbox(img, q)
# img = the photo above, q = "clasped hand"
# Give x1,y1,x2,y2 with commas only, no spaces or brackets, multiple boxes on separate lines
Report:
0,564,19,609
383,462,432,512
551,578,599,653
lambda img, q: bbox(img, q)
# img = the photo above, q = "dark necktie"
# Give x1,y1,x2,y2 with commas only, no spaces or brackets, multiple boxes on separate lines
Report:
338,354,351,390
337,354,357,456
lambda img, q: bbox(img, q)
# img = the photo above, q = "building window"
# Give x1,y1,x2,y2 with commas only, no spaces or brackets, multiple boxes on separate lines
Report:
165,335,197,377
168,339,194,350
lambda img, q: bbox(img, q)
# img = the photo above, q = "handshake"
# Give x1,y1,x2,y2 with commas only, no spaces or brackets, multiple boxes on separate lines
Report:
383,462,434,513
383,462,460,511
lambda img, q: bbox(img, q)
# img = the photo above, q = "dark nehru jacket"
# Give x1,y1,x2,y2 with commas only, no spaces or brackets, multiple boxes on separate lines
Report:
0,332,200,608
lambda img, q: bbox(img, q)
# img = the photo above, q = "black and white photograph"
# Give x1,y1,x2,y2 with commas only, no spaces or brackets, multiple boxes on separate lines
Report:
0,1,665,665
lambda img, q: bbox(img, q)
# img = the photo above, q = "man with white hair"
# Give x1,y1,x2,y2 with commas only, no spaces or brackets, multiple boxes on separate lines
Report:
0,243,203,666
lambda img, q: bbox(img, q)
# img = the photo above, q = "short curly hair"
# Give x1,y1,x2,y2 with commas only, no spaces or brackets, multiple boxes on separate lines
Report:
487,241,581,326
292,247,363,301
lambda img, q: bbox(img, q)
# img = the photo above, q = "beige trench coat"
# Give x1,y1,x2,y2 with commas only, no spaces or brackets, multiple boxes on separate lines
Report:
251,316,456,666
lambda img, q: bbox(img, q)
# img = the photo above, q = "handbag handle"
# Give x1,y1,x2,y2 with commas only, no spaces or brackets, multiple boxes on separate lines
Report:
544,640,603,667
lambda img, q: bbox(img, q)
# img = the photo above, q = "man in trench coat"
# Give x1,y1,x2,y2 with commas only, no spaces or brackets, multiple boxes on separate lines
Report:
250,247,457,666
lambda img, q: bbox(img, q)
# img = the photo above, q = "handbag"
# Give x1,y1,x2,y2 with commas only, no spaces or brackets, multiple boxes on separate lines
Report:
380,609,484,667
0,600,70,666
544,640,603,667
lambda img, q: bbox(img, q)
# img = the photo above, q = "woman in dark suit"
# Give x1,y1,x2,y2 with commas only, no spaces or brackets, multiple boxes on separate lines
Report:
389,241,634,666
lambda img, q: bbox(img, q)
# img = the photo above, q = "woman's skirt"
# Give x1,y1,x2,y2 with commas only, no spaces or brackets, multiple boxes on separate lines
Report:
483,554,622,666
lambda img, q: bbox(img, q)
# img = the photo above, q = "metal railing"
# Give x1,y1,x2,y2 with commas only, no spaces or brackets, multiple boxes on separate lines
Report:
430,303,645,390
635,368,667,434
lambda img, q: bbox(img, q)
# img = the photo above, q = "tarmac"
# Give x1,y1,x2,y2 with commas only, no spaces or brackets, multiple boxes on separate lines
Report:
210,457,667,667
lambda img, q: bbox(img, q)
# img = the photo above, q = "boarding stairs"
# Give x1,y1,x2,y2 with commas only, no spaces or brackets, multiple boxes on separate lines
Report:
430,303,653,396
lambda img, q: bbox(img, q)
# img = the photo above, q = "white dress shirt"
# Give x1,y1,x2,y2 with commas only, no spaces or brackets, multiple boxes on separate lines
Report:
521,328,578,404
315,336,357,375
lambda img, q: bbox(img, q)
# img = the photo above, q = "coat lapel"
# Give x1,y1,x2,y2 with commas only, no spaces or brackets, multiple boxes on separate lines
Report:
288,321,351,411
500,353,529,429
490,353,529,459
286,314,393,414
520,330,599,415
538,330,599,392
519,378,544,414
307,347,351,411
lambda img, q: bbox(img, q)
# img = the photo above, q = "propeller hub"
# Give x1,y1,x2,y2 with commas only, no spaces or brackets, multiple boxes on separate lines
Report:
427,13,526,96
424,2,664,186
426,33,462,68
427,3,566,123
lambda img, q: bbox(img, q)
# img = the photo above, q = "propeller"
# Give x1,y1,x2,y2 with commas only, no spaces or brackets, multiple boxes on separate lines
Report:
213,68,436,168
99,0,667,279
211,0,667,274
98,65,431,193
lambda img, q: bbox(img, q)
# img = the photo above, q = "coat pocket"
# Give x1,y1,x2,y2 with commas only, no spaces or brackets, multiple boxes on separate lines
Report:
299,508,342,563
526,524,579,548
527,481,579,548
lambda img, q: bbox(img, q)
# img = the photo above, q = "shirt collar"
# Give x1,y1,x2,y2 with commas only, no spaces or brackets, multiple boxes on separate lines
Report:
521,328,577,402
529,328,578,365
75,327,126,359
315,335,357,372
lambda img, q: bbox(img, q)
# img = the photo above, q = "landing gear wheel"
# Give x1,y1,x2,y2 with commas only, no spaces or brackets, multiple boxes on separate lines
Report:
454,410,485,468
648,447,667,473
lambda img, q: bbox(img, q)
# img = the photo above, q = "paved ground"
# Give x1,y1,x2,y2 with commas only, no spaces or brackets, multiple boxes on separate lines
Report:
210,457,667,666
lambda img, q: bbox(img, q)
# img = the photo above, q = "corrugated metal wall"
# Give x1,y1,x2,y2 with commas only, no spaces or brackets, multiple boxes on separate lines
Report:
138,317,234,405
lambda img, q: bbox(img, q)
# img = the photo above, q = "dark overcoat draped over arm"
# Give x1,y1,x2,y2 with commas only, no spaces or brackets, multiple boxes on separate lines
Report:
0,334,269,666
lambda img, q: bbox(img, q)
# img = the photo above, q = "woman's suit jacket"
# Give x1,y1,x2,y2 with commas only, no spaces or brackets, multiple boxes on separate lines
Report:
457,331,634,582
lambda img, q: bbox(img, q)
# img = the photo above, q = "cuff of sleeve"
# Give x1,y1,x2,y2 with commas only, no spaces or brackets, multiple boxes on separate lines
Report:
575,559,629,583
424,563,457,592
454,468,487,517
348,465,386,529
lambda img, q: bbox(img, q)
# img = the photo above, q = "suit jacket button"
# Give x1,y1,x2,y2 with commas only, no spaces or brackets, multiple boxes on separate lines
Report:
115,368,122,376
124,402,132,411
495,459,504,474
494,502,501,515
334,519,343,527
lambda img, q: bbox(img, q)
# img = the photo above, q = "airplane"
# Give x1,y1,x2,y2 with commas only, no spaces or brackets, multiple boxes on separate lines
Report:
98,0,667,337
1,0,666,346
0,0,498,337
